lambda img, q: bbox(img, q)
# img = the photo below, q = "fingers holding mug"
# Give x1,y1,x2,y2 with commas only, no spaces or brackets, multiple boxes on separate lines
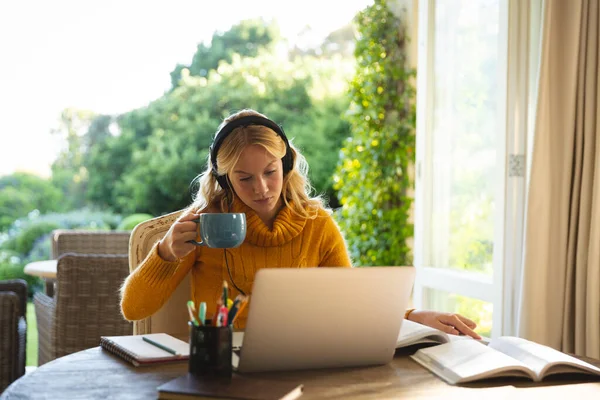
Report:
158,212,200,261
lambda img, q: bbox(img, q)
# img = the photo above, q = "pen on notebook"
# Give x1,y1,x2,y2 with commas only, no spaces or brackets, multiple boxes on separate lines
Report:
187,301,199,327
142,336,179,356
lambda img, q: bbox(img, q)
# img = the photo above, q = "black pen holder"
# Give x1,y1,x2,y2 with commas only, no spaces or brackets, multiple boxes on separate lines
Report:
189,323,232,378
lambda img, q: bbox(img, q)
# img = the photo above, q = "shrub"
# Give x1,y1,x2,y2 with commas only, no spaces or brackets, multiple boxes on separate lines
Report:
0,250,43,297
117,213,154,231
334,0,416,266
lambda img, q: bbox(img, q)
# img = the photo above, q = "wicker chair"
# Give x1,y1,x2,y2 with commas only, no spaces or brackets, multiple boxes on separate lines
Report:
51,230,131,258
128,210,190,338
44,230,131,297
0,279,27,394
33,253,132,366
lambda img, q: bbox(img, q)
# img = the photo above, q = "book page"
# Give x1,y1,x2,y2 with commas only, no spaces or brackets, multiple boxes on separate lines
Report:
411,339,535,384
490,336,600,378
396,319,449,348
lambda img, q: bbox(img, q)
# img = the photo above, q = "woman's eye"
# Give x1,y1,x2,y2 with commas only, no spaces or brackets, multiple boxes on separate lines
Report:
265,170,276,175
240,177,251,182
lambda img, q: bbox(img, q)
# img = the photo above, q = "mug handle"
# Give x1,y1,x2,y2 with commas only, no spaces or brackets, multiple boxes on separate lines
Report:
186,218,206,247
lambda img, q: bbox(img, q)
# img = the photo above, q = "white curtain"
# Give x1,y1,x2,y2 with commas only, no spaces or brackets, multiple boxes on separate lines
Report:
518,0,599,357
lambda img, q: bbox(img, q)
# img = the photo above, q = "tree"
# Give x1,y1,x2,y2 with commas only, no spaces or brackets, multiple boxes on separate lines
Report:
50,108,97,209
334,0,416,266
112,51,352,215
170,19,281,89
0,173,64,231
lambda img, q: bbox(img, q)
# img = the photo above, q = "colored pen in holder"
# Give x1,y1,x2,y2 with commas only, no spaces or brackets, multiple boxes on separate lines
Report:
188,322,232,378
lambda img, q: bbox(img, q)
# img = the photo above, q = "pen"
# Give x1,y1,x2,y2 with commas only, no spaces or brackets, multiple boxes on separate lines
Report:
227,295,244,325
231,296,249,326
187,301,199,327
212,298,223,326
142,336,179,356
218,305,228,326
222,280,228,308
198,302,207,326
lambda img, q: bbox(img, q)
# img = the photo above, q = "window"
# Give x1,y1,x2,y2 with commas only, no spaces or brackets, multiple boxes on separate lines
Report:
414,0,542,338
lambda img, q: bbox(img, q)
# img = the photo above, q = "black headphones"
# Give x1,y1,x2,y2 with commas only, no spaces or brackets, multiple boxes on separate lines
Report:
210,115,294,190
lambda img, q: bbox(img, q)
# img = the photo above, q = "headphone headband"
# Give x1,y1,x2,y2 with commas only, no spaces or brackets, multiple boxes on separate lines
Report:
210,115,294,189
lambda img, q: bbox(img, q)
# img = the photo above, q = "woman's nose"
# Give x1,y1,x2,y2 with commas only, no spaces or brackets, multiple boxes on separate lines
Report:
254,177,268,194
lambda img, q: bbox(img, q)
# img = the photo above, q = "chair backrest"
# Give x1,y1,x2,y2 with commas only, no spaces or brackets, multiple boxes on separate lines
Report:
53,253,132,359
0,279,27,392
128,210,190,337
52,230,131,259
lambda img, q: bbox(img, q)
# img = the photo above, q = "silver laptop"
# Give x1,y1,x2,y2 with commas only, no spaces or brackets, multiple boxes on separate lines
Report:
232,266,416,373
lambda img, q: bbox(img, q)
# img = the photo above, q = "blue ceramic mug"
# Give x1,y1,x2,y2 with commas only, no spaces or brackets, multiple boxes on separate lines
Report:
187,213,246,248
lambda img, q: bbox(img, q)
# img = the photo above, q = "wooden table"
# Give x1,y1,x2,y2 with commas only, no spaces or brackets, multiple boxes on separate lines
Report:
2,346,600,399
23,260,57,279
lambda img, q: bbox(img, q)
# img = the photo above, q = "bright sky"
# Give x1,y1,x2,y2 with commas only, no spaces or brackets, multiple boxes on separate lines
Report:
0,0,371,178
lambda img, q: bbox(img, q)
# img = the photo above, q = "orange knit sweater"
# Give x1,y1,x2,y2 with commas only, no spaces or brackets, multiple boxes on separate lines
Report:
120,199,352,328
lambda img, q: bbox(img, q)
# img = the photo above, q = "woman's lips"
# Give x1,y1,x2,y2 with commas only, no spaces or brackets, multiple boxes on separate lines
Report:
254,197,272,205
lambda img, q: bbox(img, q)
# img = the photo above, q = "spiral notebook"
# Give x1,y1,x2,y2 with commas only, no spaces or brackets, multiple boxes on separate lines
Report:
100,333,189,367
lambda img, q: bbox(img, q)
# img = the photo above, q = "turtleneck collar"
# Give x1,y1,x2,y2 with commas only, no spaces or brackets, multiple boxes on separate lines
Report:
230,195,306,247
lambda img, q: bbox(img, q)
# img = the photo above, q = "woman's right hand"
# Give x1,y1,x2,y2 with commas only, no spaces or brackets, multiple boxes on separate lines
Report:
157,212,201,261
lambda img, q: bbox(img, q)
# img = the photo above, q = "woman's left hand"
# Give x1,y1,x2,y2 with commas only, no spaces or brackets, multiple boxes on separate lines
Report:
407,310,482,339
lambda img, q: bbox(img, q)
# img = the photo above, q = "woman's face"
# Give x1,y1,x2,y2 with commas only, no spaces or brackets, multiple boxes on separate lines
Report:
229,144,284,226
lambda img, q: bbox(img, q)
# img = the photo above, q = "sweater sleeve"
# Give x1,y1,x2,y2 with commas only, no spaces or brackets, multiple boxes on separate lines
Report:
318,213,353,267
120,242,196,321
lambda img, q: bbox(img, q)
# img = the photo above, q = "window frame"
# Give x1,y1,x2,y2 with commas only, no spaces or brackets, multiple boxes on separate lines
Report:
412,0,540,338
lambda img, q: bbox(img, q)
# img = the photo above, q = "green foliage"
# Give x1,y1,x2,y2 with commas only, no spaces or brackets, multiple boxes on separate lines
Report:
170,18,280,88
26,302,37,366
0,250,43,296
117,213,154,230
0,173,65,231
12,222,60,255
50,108,97,210
334,0,416,266
1,208,121,256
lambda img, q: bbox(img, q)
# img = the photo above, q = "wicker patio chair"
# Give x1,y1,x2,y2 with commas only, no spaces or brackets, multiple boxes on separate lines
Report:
33,253,132,366
0,279,27,393
51,230,131,259
128,210,190,338
44,230,131,297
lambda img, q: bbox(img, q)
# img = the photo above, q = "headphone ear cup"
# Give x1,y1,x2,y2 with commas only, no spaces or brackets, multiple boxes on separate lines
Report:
282,148,294,174
216,174,229,190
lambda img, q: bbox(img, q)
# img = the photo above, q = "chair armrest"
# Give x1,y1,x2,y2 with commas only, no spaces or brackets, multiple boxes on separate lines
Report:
0,279,28,319
34,292,55,366
0,291,20,391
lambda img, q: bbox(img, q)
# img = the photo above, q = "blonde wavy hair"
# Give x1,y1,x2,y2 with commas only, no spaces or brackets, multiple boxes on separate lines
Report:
190,109,325,219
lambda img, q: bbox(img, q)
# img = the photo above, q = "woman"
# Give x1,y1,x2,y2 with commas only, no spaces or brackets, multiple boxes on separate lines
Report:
120,109,480,338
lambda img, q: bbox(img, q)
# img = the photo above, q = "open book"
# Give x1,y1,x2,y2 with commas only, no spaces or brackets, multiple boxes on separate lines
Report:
396,319,484,348
410,336,600,384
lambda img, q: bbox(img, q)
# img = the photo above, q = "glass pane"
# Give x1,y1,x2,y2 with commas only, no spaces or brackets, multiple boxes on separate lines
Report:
428,0,500,275
423,287,493,338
